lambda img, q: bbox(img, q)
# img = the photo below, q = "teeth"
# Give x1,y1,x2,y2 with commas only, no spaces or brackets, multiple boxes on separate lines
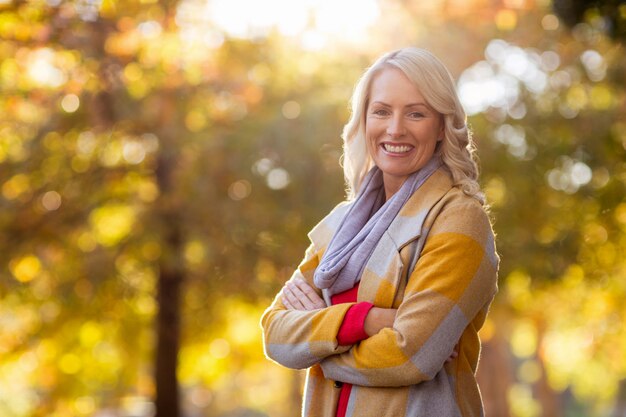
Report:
384,144,412,153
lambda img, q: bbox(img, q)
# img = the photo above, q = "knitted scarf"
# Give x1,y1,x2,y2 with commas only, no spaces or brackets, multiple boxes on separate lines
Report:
314,156,442,297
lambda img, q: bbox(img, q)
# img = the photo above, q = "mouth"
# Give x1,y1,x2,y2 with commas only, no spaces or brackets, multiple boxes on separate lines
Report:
381,143,414,154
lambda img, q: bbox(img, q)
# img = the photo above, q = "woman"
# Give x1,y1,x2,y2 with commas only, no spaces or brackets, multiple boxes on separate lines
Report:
261,47,499,417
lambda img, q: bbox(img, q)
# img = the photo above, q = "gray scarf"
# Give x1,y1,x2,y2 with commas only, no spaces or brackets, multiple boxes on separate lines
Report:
314,156,442,297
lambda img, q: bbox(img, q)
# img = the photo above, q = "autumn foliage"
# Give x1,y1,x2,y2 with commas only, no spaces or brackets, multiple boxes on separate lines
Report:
0,1,625,417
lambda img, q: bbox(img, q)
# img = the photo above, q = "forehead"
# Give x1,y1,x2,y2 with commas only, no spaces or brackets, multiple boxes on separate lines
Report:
368,67,426,103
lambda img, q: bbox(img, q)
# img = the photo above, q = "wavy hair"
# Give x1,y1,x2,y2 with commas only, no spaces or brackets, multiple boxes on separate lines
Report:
341,47,484,204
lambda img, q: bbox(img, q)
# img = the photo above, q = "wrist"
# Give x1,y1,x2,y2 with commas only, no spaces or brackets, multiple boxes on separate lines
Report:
336,302,374,345
364,307,383,337
364,307,396,337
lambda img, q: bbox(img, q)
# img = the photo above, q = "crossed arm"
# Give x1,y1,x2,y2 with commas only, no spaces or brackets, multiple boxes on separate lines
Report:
281,278,457,360
262,201,496,385
282,278,398,339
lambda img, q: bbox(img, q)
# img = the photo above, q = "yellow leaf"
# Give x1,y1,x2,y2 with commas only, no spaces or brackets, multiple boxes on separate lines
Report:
9,255,41,283
89,205,136,247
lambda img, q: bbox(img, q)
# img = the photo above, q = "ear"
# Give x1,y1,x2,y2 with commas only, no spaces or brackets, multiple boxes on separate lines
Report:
438,122,445,142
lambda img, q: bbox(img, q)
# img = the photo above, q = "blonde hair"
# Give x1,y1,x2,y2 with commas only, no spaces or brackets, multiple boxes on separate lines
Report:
341,47,484,204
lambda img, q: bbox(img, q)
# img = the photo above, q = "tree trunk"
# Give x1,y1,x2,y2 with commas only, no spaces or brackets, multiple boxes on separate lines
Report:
614,379,626,417
155,254,182,417
154,101,183,417
535,326,562,417
477,330,514,417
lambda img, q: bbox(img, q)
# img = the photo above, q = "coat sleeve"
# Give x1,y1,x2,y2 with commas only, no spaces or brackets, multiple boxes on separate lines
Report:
319,200,499,387
260,242,354,370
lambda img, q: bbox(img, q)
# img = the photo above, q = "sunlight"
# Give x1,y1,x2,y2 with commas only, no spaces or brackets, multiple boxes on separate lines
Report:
26,48,66,88
181,0,379,48
458,39,551,117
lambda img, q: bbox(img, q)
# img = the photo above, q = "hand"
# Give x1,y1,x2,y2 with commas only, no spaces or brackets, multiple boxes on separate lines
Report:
281,278,326,311
445,345,459,363
363,307,397,337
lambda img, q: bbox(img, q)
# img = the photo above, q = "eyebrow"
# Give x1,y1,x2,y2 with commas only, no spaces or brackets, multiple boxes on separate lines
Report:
370,101,429,109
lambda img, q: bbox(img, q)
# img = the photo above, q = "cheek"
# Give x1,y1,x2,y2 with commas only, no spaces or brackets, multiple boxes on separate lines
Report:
364,122,376,146
416,124,441,145
365,135,377,157
365,120,384,141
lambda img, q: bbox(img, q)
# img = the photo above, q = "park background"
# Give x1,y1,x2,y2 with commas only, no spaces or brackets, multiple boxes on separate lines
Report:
1,0,625,416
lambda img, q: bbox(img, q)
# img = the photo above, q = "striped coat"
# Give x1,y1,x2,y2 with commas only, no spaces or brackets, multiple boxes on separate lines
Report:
261,168,499,417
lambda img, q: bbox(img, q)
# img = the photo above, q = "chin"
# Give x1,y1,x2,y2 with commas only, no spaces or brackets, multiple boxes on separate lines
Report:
381,167,415,178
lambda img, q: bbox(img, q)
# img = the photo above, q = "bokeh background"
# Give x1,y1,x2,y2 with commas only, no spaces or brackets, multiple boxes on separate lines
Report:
1,0,625,416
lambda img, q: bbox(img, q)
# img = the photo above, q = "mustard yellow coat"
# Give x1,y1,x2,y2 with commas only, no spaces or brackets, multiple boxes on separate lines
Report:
261,168,499,417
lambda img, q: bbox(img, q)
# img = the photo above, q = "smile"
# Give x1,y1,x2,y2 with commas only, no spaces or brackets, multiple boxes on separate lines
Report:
382,143,413,154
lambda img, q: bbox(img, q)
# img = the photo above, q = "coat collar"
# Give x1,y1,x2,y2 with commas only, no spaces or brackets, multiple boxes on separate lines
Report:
309,167,453,252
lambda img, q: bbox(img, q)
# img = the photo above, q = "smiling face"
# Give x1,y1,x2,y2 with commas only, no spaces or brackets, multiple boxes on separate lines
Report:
365,67,444,199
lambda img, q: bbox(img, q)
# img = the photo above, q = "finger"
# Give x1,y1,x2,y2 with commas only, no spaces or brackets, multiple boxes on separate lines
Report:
281,288,296,310
282,296,294,310
287,281,317,310
293,279,325,309
292,281,324,310
279,288,292,309
282,286,305,310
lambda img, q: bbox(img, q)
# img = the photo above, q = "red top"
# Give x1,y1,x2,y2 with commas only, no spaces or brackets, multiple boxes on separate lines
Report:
331,285,374,417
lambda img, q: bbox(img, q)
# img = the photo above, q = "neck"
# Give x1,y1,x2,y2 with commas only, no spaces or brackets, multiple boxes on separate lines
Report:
382,173,408,201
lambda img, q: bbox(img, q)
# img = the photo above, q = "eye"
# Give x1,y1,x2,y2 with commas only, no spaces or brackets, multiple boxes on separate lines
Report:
408,112,424,119
371,108,389,116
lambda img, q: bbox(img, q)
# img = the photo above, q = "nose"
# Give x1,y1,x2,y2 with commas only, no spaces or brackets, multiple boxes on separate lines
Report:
386,115,406,138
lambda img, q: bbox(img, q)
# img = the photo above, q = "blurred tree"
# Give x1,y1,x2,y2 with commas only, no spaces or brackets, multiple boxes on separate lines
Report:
1,1,353,416
452,3,626,415
553,0,626,41
0,0,624,417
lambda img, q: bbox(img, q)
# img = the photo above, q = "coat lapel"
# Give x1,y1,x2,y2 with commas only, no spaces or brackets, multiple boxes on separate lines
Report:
307,201,352,254
387,168,453,250
358,168,453,306
308,168,453,306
